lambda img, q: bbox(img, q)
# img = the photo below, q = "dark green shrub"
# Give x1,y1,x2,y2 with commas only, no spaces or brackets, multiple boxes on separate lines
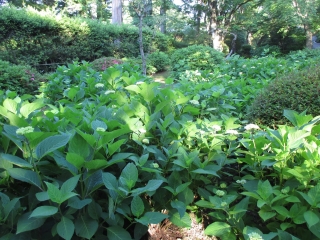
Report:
170,45,224,75
0,7,171,72
247,64,320,126
0,60,44,95
240,44,252,57
147,51,170,72
91,57,123,71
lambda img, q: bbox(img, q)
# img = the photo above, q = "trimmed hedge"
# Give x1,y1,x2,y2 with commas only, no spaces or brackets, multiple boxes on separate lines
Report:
247,64,320,126
0,7,172,72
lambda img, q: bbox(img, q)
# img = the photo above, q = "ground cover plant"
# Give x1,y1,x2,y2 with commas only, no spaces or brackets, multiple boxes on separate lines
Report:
1,49,320,239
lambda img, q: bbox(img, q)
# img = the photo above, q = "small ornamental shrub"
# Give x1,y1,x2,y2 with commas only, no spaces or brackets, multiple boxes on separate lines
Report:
91,57,123,71
247,64,320,126
147,51,170,72
0,60,44,95
170,45,224,77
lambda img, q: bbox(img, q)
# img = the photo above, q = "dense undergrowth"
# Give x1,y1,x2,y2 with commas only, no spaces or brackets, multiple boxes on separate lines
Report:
1,49,320,239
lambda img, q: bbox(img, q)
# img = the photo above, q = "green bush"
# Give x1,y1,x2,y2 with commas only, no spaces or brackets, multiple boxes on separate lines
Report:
0,60,44,95
0,7,172,72
170,45,224,77
147,51,170,72
90,57,123,71
247,64,320,126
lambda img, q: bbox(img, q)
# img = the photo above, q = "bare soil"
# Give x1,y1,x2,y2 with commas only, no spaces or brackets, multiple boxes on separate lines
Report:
145,213,218,240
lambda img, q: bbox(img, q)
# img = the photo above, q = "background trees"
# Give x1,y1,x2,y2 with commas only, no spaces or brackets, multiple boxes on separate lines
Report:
0,0,320,56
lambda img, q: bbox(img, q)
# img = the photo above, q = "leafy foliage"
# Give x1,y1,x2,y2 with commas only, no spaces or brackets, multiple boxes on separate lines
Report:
0,60,44,95
147,51,170,73
2,49,320,239
90,57,123,72
170,45,224,77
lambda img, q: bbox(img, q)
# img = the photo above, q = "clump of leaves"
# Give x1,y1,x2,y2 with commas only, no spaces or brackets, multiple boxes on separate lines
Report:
170,45,224,77
91,57,123,71
0,60,44,95
147,51,170,73
247,64,320,126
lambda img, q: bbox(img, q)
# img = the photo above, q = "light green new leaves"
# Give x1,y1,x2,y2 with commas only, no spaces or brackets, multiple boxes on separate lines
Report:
20,100,45,118
204,222,231,237
45,175,80,204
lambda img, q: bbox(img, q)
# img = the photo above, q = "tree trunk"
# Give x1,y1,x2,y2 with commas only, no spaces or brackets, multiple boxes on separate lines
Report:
226,33,237,58
112,0,122,24
160,2,166,34
138,14,147,75
305,25,313,49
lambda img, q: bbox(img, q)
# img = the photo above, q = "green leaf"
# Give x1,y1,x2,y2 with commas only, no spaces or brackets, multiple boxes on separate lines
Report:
68,134,91,159
101,127,131,144
176,182,191,194
195,200,215,209
136,212,168,226
61,175,80,194
285,196,300,203
75,216,98,239
0,153,32,169
7,168,42,189
287,130,310,149
119,163,138,190
35,134,71,160
139,82,157,102
204,222,231,236
57,216,74,240
68,197,92,209
102,172,118,191
85,170,103,196
131,179,163,196
170,200,186,218
35,192,49,201
3,197,20,220
20,101,44,118
84,160,108,170
91,120,107,131
29,206,58,218
258,210,276,221
76,129,96,147
273,206,289,218
108,139,126,156
169,211,191,228
131,196,144,218
308,184,320,206
257,180,273,200
88,201,102,220
304,211,319,227
66,153,85,170
107,226,132,240
16,212,45,234
45,181,62,204
3,99,17,113
191,166,220,177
